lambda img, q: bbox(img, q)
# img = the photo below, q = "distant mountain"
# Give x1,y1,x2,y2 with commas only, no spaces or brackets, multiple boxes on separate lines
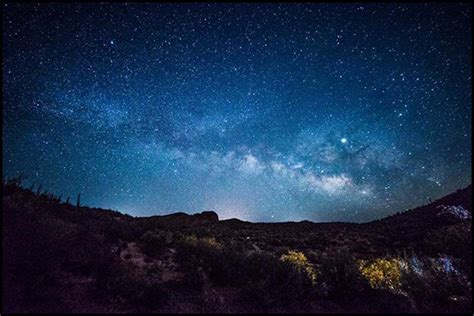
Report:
2,180,471,313
372,184,471,226
362,185,471,260
136,210,219,230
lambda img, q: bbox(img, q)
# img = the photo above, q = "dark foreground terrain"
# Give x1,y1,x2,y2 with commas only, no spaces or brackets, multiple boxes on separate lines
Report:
2,178,472,313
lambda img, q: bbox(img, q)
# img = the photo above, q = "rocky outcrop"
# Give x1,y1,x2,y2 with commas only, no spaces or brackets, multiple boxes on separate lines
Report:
191,211,219,223
140,211,219,229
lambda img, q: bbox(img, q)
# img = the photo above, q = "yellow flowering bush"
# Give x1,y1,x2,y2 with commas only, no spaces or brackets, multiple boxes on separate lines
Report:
280,250,317,284
200,237,224,250
358,258,402,290
181,235,223,250
182,234,198,246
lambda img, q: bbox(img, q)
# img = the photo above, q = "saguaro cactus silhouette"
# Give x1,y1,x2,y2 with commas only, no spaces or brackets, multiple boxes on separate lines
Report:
76,192,81,207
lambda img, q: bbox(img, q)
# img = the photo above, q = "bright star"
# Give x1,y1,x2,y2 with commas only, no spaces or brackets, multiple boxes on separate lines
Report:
341,138,347,144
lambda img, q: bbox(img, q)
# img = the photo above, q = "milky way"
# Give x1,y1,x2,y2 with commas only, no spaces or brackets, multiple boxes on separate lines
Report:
3,3,472,222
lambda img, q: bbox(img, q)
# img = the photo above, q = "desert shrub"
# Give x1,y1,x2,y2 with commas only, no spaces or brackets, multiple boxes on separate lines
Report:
424,225,472,263
224,238,246,252
139,282,171,311
238,252,288,309
181,234,199,246
93,257,170,311
174,235,225,291
175,240,318,311
358,258,402,291
178,235,223,253
202,236,223,249
104,219,141,242
267,237,282,247
280,250,317,284
188,226,211,238
400,257,471,313
175,267,206,292
3,206,74,312
62,228,110,277
238,251,317,311
93,255,134,297
207,249,243,287
139,230,172,257
284,238,302,248
175,235,223,266
317,247,369,298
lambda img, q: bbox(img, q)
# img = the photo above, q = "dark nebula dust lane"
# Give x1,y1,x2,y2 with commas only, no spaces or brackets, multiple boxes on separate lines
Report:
2,3,472,222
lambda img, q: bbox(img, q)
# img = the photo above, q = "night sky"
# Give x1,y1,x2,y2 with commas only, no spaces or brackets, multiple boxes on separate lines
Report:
3,3,472,222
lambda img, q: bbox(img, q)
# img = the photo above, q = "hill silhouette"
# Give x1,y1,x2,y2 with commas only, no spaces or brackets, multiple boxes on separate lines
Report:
2,179,471,313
